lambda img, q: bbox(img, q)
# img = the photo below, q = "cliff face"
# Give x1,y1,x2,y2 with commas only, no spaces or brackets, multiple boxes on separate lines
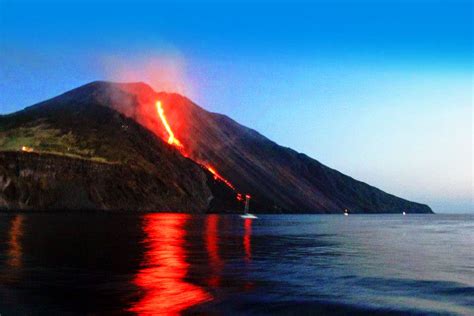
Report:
0,81,432,213
0,152,211,211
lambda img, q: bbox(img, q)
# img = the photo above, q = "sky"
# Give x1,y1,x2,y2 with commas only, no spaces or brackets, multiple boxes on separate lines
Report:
0,0,472,212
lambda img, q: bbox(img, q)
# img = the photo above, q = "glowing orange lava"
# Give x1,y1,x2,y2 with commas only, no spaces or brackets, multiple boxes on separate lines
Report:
156,101,182,147
206,166,235,190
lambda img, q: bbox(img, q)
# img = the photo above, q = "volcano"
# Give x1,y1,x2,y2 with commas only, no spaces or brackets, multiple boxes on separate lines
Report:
0,81,432,213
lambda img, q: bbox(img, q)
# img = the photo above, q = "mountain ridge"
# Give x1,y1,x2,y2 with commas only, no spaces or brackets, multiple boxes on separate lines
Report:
0,81,433,213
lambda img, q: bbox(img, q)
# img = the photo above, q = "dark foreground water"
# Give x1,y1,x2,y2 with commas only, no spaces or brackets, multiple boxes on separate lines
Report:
0,213,472,315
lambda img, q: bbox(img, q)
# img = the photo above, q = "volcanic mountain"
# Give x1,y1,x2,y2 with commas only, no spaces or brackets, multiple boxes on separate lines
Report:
0,81,432,213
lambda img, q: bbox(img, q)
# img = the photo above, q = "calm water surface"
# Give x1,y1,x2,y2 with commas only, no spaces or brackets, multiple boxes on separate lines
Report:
0,213,472,315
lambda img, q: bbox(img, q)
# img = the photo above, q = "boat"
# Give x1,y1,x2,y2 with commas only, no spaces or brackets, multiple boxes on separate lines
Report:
344,209,349,216
403,211,406,215
240,194,258,219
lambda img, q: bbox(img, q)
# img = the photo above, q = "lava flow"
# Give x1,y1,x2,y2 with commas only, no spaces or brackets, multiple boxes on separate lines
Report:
206,166,235,190
155,100,237,193
156,101,182,147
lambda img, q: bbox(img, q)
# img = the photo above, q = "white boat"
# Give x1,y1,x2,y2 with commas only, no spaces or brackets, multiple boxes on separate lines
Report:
403,211,406,215
241,213,258,219
240,194,257,219
344,209,349,216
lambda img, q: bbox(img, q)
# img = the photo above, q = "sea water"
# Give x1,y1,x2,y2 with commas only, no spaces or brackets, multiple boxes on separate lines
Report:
0,213,472,315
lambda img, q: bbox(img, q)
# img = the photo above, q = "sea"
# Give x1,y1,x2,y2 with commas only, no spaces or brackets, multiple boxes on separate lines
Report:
0,213,472,315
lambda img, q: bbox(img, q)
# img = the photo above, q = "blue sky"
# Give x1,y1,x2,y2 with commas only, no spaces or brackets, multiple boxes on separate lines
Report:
0,0,472,212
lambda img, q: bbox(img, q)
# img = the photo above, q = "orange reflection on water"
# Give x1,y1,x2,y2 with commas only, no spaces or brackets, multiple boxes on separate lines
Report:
243,218,255,291
205,215,223,287
244,218,252,263
129,214,212,315
7,215,24,268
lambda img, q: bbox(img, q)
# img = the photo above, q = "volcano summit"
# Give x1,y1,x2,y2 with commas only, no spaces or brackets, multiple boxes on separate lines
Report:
0,81,432,213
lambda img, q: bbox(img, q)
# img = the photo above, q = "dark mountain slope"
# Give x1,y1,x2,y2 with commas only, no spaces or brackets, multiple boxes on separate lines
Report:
150,91,432,213
0,93,238,211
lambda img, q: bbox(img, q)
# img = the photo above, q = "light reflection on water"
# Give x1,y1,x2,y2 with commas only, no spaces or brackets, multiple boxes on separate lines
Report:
244,218,252,263
128,214,255,314
128,214,212,315
7,215,24,269
0,213,472,315
205,214,223,288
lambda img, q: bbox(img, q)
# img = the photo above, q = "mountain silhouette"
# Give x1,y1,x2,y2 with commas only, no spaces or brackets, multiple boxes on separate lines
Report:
0,81,432,213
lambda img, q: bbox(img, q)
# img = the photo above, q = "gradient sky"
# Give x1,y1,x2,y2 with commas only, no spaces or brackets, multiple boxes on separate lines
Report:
1,0,472,212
